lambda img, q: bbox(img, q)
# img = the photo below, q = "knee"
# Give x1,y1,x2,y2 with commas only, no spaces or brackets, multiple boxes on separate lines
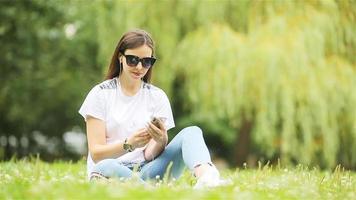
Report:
186,126,203,135
180,126,203,138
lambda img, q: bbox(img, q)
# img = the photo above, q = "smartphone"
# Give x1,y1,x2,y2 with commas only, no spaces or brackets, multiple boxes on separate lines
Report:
151,117,166,129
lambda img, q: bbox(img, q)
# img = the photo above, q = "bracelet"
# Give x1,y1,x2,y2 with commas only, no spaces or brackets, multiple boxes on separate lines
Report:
123,138,134,152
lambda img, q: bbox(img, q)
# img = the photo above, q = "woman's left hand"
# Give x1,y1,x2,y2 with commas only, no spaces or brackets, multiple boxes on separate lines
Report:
146,119,168,147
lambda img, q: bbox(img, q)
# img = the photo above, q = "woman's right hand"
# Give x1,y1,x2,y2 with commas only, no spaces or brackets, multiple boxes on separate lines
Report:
127,128,151,149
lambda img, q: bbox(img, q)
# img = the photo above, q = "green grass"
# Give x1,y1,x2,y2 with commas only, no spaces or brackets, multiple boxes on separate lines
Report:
0,159,355,200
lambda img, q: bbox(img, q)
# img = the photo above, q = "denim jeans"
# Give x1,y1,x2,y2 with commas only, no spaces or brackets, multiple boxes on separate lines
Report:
91,126,212,181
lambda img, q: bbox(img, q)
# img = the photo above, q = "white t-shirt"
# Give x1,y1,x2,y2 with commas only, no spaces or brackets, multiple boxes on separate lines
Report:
78,78,175,177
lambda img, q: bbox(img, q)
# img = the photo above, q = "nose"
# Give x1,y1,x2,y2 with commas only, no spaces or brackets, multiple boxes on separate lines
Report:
136,61,143,70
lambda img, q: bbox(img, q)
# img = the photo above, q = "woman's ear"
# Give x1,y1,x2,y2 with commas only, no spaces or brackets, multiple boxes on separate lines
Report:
118,55,122,64
119,57,122,64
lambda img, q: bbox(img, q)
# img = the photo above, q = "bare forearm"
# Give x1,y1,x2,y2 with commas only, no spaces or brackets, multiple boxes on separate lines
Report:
90,141,126,163
144,139,166,161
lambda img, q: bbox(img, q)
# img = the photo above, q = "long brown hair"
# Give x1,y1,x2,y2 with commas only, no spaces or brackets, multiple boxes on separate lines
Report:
105,29,155,82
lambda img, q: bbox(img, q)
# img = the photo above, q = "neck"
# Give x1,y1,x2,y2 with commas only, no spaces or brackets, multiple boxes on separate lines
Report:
118,75,142,96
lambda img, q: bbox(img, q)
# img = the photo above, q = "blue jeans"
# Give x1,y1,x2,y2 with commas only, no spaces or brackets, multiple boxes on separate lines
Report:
91,126,212,181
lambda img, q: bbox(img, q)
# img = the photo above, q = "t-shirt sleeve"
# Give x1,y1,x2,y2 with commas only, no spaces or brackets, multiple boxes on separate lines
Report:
154,90,175,131
78,85,106,122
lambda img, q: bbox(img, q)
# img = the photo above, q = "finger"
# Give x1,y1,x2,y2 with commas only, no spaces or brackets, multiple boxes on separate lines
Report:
146,128,160,142
146,124,160,139
138,131,149,137
147,127,163,142
146,126,158,138
148,122,162,135
145,123,155,134
148,124,167,141
134,128,147,136
142,133,151,140
157,119,166,131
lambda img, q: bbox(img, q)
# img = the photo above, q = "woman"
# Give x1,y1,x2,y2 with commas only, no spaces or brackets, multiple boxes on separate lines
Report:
79,29,227,188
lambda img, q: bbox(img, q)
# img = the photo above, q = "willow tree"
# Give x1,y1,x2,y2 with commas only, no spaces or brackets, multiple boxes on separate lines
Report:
92,0,355,168
172,1,356,168
94,0,250,95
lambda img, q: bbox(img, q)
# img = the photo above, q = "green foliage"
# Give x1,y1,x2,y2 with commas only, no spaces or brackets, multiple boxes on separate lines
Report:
94,0,250,95
172,1,356,168
0,161,355,199
0,0,100,159
1,0,355,169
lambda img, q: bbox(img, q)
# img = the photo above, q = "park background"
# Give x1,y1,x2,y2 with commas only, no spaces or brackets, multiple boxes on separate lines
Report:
0,0,355,171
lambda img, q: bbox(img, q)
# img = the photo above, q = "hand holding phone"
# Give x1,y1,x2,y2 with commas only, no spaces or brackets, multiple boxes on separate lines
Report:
147,117,168,146
150,117,165,128
151,117,161,129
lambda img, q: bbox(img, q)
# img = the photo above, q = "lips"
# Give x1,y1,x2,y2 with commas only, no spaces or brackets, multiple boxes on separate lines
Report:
131,71,142,78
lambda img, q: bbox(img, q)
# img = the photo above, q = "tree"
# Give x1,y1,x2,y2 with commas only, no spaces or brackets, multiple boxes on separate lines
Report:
0,0,99,160
172,1,356,168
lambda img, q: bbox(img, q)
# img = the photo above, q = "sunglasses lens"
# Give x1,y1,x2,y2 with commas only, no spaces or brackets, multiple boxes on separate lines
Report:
124,55,156,68
126,55,139,67
142,58,156,68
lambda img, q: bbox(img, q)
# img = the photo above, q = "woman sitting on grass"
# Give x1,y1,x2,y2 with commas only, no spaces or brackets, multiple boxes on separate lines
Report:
79,29,227,188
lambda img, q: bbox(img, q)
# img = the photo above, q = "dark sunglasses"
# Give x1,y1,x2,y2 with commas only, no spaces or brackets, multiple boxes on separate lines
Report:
122,54,156,69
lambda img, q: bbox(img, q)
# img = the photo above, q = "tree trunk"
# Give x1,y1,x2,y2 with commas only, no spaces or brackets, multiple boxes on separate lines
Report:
234,119,253,166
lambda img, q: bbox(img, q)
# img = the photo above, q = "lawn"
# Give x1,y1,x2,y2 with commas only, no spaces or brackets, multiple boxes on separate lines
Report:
0,159,355,200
